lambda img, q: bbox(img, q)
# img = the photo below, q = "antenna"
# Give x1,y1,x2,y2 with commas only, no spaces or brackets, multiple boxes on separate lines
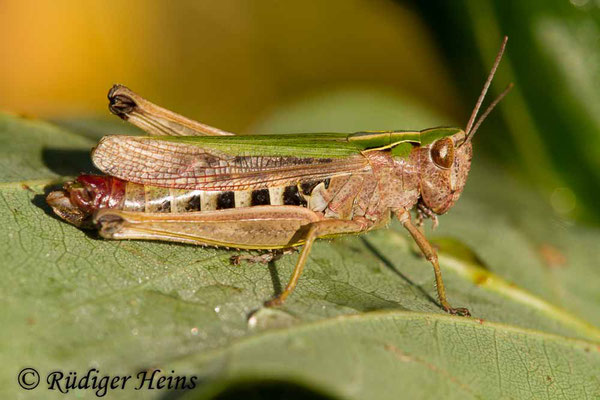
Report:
463,35,510,144
466,83,513,142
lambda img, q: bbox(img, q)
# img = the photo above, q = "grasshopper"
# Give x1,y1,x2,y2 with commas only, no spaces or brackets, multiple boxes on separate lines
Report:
47,37,512,316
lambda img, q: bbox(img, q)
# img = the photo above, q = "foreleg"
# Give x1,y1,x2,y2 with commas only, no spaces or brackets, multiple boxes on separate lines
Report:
395,210,470,316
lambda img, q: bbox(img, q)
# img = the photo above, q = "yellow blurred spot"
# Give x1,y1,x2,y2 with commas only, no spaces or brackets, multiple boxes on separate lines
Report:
0,1,461,131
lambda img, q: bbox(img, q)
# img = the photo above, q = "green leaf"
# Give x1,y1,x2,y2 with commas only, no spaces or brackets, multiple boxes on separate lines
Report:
1,89,599,400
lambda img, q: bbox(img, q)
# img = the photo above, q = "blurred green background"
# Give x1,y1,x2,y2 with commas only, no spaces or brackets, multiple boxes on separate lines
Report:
1,0,599,223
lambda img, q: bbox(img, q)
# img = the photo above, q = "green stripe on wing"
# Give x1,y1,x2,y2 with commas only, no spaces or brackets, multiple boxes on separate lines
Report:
149,127,462,158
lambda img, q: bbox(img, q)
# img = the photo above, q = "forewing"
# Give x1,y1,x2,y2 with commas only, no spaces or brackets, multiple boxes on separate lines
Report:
92,136,369,190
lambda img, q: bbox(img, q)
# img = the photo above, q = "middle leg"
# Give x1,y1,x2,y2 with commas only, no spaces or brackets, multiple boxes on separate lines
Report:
265,217,373,307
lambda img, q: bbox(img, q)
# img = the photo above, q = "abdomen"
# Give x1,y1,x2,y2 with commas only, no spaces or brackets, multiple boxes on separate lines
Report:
77,174,351,215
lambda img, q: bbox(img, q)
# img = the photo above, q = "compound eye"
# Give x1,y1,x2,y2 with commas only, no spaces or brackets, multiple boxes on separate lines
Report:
430,138,454,169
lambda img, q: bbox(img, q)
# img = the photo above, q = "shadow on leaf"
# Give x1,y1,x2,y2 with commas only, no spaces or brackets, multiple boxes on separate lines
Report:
42,148,99,177
166,379,341,400
360,237,440,308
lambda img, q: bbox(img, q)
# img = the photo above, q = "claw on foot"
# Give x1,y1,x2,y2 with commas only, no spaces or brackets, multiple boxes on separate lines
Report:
264,297,284,308
446,307,471,317
230,249,296,266
230,253,273,265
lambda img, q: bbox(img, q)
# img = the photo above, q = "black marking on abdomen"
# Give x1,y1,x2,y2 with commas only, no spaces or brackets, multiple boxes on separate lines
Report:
217,191,235,209
300,180,322,195
283,186,307,207
156,200,171,213
185,194,202,211
251,189,270,206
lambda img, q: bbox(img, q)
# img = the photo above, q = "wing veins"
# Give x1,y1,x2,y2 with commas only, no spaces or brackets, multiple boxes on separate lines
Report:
92,136,368,190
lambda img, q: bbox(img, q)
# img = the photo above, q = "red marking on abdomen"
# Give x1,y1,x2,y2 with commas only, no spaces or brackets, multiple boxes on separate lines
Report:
71,175,126,212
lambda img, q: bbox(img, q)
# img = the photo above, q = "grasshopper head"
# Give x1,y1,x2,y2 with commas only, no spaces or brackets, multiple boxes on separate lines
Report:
420,35,512,216
419,131,472,215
